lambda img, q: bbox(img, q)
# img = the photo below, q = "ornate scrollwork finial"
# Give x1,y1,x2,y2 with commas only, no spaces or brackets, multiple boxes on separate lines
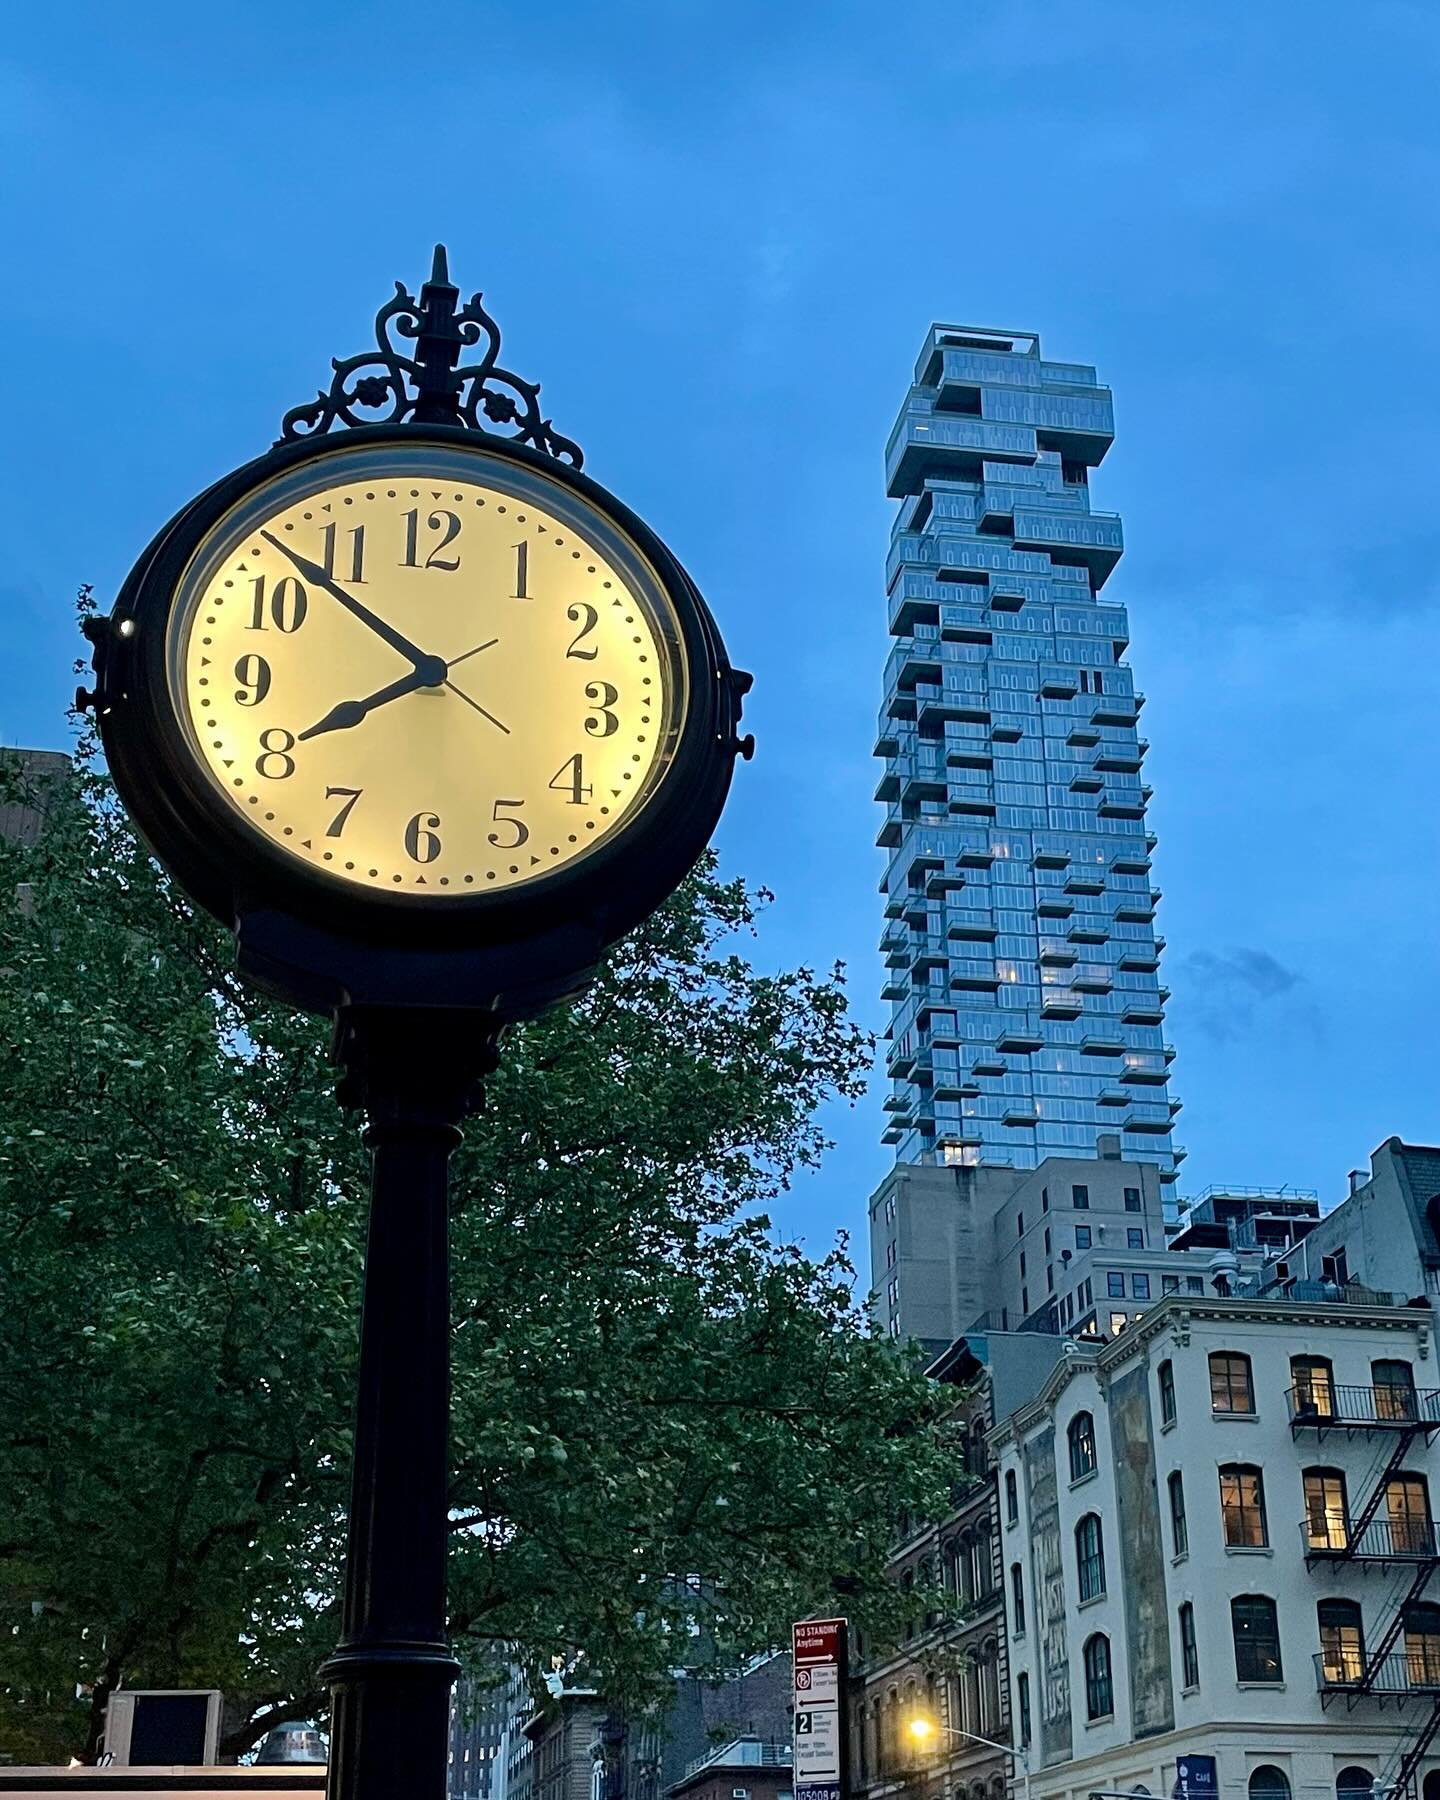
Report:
279,245,584,468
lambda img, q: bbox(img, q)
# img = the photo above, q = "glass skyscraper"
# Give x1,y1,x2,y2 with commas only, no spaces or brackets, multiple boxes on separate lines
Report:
876,326,1180,1182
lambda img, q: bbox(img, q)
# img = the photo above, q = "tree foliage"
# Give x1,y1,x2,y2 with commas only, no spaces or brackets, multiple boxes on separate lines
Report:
0,725,955,1764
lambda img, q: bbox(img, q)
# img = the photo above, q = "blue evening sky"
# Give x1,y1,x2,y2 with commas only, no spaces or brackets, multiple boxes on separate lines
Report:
4,1,1439,1256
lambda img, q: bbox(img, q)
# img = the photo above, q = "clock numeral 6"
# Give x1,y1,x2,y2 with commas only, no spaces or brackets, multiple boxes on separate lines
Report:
584,681,619,738
548,754,593,806
565,603,598,660
487,798,529,850
248,575,308,633
233,654,271,707
255,728,296,779
401,509,462,572
404,811,442,863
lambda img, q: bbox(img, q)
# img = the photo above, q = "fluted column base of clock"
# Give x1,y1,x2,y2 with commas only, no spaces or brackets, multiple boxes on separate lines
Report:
320,1645,460,1800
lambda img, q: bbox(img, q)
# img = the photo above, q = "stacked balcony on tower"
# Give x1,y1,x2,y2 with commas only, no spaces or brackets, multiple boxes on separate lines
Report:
876,326,1180,1180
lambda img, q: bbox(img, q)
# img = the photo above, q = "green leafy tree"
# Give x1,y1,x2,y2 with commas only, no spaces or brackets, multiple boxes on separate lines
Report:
0,701,955,1763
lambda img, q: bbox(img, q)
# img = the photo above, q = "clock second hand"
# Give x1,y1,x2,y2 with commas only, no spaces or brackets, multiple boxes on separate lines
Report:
297,638,507,742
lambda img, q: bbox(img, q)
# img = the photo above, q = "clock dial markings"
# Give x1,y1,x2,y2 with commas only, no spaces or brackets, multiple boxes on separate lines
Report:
179,461,674,893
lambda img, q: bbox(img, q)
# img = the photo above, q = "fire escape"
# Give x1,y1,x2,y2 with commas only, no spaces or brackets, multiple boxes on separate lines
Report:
1297,1376,1440,1798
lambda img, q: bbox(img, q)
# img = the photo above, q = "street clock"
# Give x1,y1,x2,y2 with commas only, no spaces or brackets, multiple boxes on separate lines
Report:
84,250,751,1016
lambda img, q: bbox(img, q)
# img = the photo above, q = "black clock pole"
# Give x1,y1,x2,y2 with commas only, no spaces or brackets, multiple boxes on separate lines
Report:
320,1008,499,1800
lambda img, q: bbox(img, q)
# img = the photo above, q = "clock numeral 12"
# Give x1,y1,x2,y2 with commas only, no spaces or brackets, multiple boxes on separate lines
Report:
401,509,462,572
319,521,366,583
548,754,593,806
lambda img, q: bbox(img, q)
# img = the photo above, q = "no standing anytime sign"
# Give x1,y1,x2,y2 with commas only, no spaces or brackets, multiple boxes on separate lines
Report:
792,1618,848,1800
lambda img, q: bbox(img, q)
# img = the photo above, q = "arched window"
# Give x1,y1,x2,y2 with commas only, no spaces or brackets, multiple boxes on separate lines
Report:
1178,1601,1198,1688
1303,1468,1349,1551
1158,1359,1176,1425
1169,1470,1188,1556
1385,1474,1434,1557
1068,1410,1097,1480
970,1420,989,1475
1335,1768,1374,1800
973,1521,993,1598
1231,1595,1282,1682
1249,1769,1292,1800
1083,1632,1113,1719
1318,1598,1364,1685
1010,1562,1026,1633
978,1641,1000,1733
959,1533,976,1604
1005,1469,1019,1524
1405,1601,1440,1685
1291,1356,1335,1420
1373,1359,1417,1422
942,1538,961,1595
1076,1513,1106,1601
1219,1464,1269,1547
1210,1351,1255,1414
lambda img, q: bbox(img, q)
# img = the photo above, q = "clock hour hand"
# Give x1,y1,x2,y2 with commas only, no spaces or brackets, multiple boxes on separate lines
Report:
297,661,446,741
260,530,433,670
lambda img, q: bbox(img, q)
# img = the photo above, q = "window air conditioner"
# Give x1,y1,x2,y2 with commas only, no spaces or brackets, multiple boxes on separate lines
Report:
103,1689,223,1766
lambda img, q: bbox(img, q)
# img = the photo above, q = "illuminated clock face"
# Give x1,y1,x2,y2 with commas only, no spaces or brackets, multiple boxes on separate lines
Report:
164,443,685,897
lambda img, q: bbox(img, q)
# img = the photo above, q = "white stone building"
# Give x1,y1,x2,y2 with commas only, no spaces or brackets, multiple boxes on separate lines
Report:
990,1293,1440,1800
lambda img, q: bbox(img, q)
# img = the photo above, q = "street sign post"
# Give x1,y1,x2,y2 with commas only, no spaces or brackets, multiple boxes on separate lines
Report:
793,1618,849,1800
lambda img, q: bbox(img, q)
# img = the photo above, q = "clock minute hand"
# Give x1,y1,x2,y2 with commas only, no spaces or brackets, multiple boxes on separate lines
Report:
260,530,433,669
298,662,445,742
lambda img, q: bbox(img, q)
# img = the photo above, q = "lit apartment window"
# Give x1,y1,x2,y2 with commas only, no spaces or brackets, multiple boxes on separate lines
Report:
1219,1464,1269,1547
1318,1598,1364,1684
1290,1356,1335,1420
1303,1468,1348,1552
1068,1412,1097,1480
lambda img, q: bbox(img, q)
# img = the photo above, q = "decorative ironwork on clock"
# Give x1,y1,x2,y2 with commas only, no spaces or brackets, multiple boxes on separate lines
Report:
279,245,584,467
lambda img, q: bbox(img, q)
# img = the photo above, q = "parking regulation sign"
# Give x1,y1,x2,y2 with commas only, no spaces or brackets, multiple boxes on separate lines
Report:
793,1618,848,1794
